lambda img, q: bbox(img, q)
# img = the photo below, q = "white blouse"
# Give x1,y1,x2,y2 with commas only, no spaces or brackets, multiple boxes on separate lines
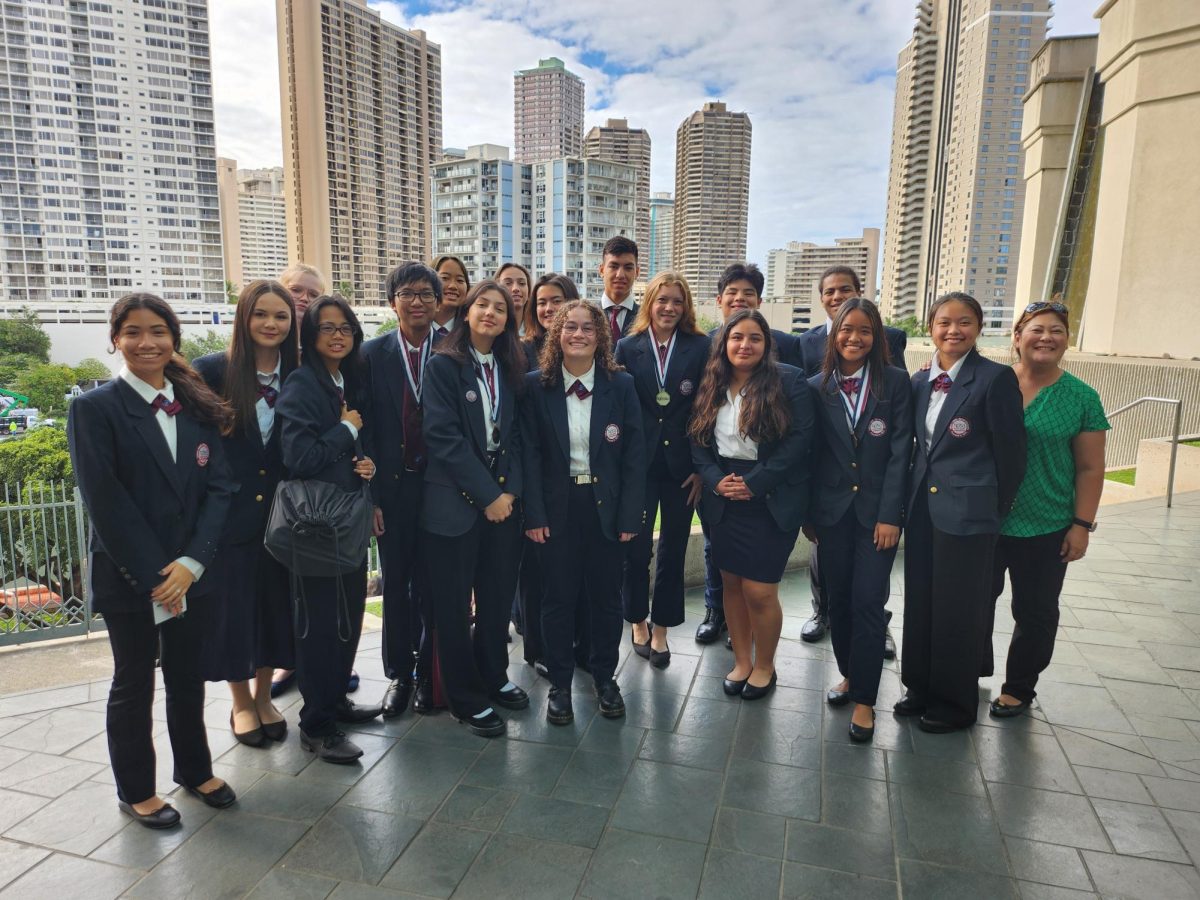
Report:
715,390,759,460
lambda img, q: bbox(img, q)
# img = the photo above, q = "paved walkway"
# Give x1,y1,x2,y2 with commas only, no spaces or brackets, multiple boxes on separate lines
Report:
1,494,1199,899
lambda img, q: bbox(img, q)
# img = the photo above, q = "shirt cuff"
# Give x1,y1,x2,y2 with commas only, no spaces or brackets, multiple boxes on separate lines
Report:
341,420,359,439
176,556,205,582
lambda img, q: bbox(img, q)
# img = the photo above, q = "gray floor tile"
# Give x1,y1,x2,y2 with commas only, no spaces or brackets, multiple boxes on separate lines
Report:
0,852,139,900
1092,797,1190,863
897,859,1018,899
341,740,479,819
712,807,787,859
1073,765,1154,804
378,822,488,897
433,784,517,830
236,772,349,822
885,751,985,797
781,862,897,900
785,819,895,880
401,713,492,751
4,780,126,855
0,840,49,892
889,782,1009,876
821,771,890,833
246,869,338,900
1036,684,1134,733
733,707,823,770
0,788,49,834
87,791,217,870
611,758,720,843
295,731,397,786
1080,849,1200,900
619,687,688,731
698,848,781,900
988,783,1110,851
1003,837,1093,891
580,827,705,900
1162,808,1200,868
1055,728,1165,776
674,695,740,740
463,739,571,796
639,729,731,772
553,748,633,807
327,884,421,899
974,727,1082,793
823,741,887,781
500,793,609,848
284,804,422,883
1017,883,1099,899
455,831,591,900
0,707,107,756
575,717,645,760
0,753,103,798
723,757,821,821
502,705,595,747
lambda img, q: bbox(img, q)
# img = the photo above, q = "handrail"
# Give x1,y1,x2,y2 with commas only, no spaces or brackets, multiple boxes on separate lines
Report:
1104,397,1184,508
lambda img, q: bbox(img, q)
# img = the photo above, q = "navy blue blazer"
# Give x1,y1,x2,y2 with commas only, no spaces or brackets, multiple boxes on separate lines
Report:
909,350,1027,536
520,367,646,541
193,352,286,546
807,365,913,529
277,363,373,494
361,331,423,509
690,363,816,532
420,352,523,537
523,333,546,373
798,324,909,378
708,325,803,369
67,378,235,615
614,329,710,482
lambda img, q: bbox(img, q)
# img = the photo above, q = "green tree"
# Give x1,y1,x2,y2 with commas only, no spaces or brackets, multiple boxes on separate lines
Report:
225,280,239,304
15,364,76,414
696,315,720,335
179,329,229,362
335,281,355,302
375,318,398,337
72,358,111,382
0,308,51,365
887,315,927,338
0,426,73,488
0,353,45,391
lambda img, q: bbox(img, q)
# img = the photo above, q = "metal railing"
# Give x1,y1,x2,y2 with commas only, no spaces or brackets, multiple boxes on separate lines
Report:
1105,397,1184,508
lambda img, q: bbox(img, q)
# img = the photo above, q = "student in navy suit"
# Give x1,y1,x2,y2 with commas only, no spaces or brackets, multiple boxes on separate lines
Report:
193,280,297,748
694,263,803,646
522,300,646,724
897,292,1027,733
796,265,907,650
431,255,470,340
805,299,912,743
361,261,442,717
68,293,237,829
614,272,709,667
598,236,641,342
277,296,379,763
496,262,531,336
420,280,530,736
690,309,815,701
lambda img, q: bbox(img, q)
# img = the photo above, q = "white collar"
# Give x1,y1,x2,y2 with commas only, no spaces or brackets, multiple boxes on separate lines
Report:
396,328,429,353
602,296,635,312
471,346,495,366
837,365,865,383
256,358,281,384
930,351,969,382
330,369,345,388
120,366,174,404
435,315,456,332
562,362,596,393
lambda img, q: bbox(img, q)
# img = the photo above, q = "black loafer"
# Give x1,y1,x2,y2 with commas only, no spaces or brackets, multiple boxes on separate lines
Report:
800,615,828,643
456,708,505,737
695,608,726,644
491,684,530,710
118,801,180,830
893,694,926,717
632,628,652,659
336,697,383,724
382,678,415,718
547,687,574,725
300,728,364,764
917,715,966,734
849,709,876,743
595,680,625,718
989,698,1031,718
229,711,264,747
178,781,237,809
261,716,287,742
722,676,747,696
649,643,671,669
413,679,437,715
269,670,295,699
883,629,897,660
741,671,777,701
826,687,851,707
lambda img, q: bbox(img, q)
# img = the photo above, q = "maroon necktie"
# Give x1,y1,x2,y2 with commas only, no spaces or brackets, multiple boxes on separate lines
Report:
839,377,861,398
334,385,345,405
656,343,668,369
931,373,952,394
435,325,449,338
407,347,422,388
569,379,592,400
608,307,621,345
257,384,278,408
151,394,181,416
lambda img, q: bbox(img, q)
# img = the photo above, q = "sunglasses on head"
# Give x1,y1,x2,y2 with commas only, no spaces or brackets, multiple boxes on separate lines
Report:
1024,301,1068,314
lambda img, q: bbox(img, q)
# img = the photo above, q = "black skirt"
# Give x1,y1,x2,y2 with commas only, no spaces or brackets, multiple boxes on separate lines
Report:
710,458,799,584
201,540,295,682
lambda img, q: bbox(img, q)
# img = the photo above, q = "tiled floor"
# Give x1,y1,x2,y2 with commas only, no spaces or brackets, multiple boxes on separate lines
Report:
1,493,1199,898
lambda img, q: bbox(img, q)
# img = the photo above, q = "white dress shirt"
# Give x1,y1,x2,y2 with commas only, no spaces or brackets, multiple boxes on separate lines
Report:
256,360,281,445
715,389,759,460
600,296,636,334
472,347,500,451
563,363,594,476
837,365,865,432
433,315,456,337
330,369,358,439
118,366,204,582
925,353,968,451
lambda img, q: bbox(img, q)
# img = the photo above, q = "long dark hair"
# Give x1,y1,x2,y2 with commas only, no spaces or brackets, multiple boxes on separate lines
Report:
537,299,622,388
688,309,790,446
224,279,298,437
109,293,232,430
523,272,580,340
437,280,526,393
299,295,365,394
820,298,890,393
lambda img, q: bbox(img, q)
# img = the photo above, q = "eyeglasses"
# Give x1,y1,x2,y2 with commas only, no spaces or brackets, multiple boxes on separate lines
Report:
1024,302,1068,314
317,323,356,337
562,322,596,335
396,290,436,304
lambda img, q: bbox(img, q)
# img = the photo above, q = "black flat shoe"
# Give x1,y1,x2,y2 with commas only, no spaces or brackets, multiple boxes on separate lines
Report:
382,678,415,718
800,615,827,643
989,698,1031,718
336,697,383,724
849,709,876,743
230,711,264,747
346,669,360,694
455,708,505,737
632,628,652,659
300,728,364,764
595,680,625,718
741,671,777,701
261,717,287,742
826,687,851,707
722,676,747,696
491,684,530,710
649,643,671,669
893,694,926,717
917,715,967,734
547,687,574,725
695,608,726,644
118,801,180,830
178,781,237,809
413,679,437,715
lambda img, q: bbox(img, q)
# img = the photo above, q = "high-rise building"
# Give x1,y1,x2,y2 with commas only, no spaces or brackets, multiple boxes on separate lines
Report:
217,160,288,290
0,0,223,304
584,119,651,255
431,145,531,284
514,58,585,165
764,230,881,332
673,102,752,300
880,0,1049,332
277,0,442,304
647,193,675,279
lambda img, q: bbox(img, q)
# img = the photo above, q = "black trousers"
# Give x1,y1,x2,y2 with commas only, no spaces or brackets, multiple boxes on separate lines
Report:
818,508,897,706
901,489,996,727
294,565,366,736
809,548,829,620
623,460,691,628
378,478,427,681
540,483,624,689
517,537,544,665
985,529,1069,703
104,605,213,804
698,507,723,611
422,515,522,717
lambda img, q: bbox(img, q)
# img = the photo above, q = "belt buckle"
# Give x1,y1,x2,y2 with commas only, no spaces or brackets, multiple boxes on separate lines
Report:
572,474,592,485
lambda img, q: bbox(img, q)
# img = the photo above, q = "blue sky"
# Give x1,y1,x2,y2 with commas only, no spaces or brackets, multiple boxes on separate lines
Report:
210,0,1101,265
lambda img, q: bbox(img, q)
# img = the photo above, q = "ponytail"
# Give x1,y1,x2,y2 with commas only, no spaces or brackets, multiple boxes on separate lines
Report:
166,354,234,431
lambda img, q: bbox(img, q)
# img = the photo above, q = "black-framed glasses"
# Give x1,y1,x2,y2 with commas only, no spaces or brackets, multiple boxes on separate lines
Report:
395,290,437,305
318,323,356,337
1025,302,1068,314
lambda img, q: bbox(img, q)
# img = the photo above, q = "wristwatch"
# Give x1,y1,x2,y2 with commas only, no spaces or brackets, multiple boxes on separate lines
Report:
1072,517,1097,533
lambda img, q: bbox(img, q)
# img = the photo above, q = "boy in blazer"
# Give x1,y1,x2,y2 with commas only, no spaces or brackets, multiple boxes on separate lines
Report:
597,235,641,342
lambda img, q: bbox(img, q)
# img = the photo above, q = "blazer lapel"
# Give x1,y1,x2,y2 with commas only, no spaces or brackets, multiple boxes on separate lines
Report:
175,411,200,493
384,337,411,424
588,372,613,469
913,370,932,453
549,383,571,465
119,380,185,501
822,383,856,457
854,380,880,442
461,358,487,453
931,352,977,453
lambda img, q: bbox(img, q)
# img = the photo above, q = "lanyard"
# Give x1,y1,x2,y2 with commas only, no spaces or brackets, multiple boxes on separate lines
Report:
473,354,501,437
838,369,870,432
400,333,431,403
650,330,677,392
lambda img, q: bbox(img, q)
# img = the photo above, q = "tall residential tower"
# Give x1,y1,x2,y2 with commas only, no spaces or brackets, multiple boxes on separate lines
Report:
583,119,651,255
217,160,288,290
514,58,584,165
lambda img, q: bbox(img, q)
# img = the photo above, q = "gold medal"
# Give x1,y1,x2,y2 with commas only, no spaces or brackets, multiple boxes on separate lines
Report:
656,390,670,407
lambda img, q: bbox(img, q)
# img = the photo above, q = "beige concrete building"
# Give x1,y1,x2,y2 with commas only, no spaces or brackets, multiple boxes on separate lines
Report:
514,58,585,165
217,160,288,291
1015,0,1200,359
584,119,651,257
764,230,880,332
673,102,752,300
881,0,1049,332
276,0,442,304
647,192,674,279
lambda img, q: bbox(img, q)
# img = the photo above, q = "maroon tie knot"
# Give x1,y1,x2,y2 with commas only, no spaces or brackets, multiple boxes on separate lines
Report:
257,384,278,408
608,307,622,345
932,373,953,394
569,379,591,400
151,393,181,417
839,377,861,397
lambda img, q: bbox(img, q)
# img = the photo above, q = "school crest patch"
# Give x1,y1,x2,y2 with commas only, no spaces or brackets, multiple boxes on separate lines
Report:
679,379,695,396
465,389,478,403
867,418,887,437
948,416,971,438
196,442,210,467
604,424,620,443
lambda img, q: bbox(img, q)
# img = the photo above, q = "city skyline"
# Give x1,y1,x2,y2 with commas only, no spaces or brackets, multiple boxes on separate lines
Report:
210,0,1101,269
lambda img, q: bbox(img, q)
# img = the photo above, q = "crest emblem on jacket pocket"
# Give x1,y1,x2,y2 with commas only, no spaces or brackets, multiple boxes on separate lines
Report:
679,379,694,396
948,416,971,438
605,424,620,443
196,442,210,467
465,389,478,403
867,418,887,437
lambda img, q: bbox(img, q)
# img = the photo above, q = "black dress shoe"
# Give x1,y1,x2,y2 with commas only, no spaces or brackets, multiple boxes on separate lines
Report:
595,680,625,718
722,676,747,696
491,684,530,710
741,671,777,701
695,608,726,644
455,708,505,737
347,669,360,693
849,709,876,743
532,659,550,678
800,614,828,643
335,697,383,724
649,643,671,669
413,679,437,715
300,728,364,763
547,687,574,725
989,697,1031,718
261,716,287,742
917,715,967,734
826,687,851,707
118,801,180,830
229,711,264,747
178,780,237,809
883,629,897,660
382,678,415,718
893,694,926,717
631,627,652,659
